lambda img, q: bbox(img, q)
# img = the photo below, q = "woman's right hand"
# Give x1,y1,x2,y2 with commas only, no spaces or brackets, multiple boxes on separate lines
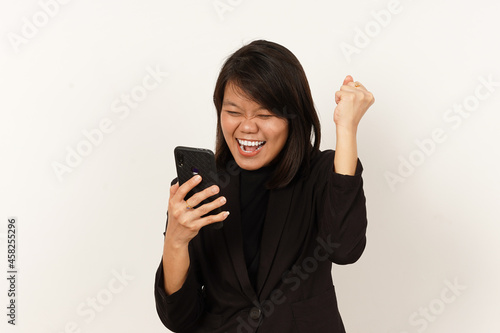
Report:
165,174,229,248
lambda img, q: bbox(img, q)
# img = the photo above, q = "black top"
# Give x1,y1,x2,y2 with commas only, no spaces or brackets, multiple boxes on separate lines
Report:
239,164,274,291
155,150,367,332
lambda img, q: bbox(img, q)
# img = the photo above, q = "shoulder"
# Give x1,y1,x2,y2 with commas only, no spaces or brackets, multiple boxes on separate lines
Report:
305,149,335,176
310,149,335,165
285,149,334,188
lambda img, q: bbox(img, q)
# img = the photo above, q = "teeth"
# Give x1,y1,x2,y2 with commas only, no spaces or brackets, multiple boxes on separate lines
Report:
240,144,265,153
236,139,265,147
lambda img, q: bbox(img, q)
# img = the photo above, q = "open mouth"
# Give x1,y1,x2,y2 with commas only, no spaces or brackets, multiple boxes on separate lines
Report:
236,138,266,153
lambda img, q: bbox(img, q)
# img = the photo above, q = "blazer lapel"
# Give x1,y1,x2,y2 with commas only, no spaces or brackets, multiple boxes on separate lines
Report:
256,183,295,298
221,170,257,301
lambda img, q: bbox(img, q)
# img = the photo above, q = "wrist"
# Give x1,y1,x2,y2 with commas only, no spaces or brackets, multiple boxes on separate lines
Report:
335,124,357,137
164,235,189,253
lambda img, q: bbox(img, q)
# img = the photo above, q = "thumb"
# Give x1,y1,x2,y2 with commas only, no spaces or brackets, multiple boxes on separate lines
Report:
170,181,179,196
343,75,354,86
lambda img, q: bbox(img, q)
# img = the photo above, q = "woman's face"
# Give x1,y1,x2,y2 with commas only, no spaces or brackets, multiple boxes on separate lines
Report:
221,82,289,171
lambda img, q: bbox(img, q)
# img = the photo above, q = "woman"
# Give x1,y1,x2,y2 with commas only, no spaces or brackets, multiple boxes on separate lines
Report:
154,40,374,332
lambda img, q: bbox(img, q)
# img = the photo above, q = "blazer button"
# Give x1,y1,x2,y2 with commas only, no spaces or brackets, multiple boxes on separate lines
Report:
249,307,261,320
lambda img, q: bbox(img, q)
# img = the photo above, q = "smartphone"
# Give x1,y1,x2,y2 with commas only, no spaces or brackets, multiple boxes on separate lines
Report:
174,146,223,229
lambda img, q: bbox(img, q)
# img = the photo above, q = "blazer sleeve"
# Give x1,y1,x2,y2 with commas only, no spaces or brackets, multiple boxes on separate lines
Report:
154,178,205,332
316,150,368,265
154,246,205,331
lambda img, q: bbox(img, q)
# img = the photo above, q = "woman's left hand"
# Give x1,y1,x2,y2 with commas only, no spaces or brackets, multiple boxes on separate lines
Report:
334,75,375,133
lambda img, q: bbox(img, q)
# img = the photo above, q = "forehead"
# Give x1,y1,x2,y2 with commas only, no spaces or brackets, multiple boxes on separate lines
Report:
222,82,264,110
223,81,251,100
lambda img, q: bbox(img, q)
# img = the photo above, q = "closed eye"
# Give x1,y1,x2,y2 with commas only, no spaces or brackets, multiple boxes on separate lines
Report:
223,110,274,119
258,114,274,119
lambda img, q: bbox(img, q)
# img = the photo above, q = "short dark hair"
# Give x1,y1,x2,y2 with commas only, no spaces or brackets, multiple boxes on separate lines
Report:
213,40,321,189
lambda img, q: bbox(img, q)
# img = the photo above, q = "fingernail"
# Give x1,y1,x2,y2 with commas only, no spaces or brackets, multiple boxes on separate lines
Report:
220,197,226,203
212,186,219,194
195,175,201,181
224,211,230,218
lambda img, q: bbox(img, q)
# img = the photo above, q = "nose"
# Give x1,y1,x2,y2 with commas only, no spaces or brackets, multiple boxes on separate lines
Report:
239,115,259,133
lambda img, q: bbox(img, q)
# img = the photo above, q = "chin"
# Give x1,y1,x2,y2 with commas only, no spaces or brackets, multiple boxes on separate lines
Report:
234,157,266,171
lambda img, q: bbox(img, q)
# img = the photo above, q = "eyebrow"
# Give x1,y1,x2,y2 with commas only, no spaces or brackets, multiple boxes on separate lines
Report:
222,100,241,108
222,99,268,112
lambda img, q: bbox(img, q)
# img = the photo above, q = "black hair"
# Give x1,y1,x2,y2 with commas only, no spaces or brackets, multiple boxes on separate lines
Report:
213,40,321,188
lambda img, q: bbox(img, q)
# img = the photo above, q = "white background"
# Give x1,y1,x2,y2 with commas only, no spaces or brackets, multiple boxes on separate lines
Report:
1,0,499,332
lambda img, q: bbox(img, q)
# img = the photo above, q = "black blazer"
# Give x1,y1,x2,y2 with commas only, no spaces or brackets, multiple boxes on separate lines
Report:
154,149,367,333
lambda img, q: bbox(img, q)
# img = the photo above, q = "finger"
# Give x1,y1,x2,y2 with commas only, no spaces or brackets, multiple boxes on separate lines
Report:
335,90,354,104
174,175,202,202
340,84,362,93
194,210,230,229
342,75,354,86
341,87,367,102
193,195,227,217
346,81,366,90
168,182,180,208
170,181,179,196
184,184,220,208
335,90,356,103
335,90,341,104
